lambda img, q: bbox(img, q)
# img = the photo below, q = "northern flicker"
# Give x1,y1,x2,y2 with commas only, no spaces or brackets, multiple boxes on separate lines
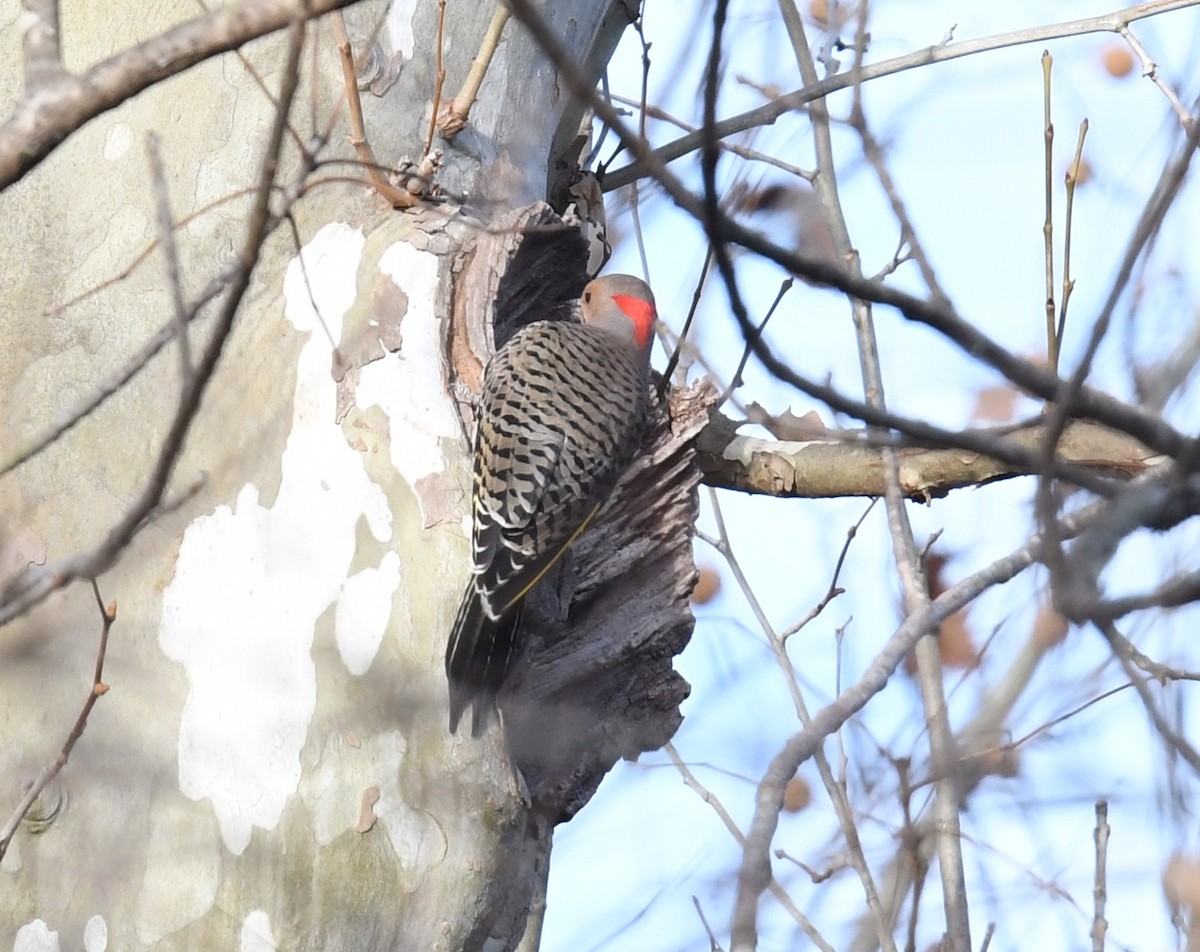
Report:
445,274,658,736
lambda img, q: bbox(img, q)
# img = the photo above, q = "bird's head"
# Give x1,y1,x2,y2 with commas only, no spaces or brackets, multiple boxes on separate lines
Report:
580,274,657,354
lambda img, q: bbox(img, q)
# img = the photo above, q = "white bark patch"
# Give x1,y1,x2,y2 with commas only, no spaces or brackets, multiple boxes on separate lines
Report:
159,223,396,855
387,0,417,59
13,920,59,952
240,910,277,952
357,242,459,494
101,122,132,161
82,916,107,952
335,551,402,675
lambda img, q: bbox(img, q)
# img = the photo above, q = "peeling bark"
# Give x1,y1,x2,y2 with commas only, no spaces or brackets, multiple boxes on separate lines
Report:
0,4,655,951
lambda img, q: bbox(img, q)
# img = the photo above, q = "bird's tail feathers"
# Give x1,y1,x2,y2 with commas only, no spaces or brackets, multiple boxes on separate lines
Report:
445,583,523,737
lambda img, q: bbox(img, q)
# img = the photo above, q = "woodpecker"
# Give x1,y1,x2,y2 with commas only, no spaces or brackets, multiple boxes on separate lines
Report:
445,274,658,736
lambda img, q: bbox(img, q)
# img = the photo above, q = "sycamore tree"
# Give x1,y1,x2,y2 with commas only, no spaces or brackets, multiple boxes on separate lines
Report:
1,2,1198,952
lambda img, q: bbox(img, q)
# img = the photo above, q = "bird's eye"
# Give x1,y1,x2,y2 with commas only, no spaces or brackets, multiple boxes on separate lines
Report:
583,291,592,303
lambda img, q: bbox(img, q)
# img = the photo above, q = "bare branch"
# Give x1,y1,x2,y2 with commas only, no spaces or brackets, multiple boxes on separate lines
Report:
602,0,1200,191
846,600,1069,951
505,0,1195,465
701,479,892,950
1119,25,1195,129
330,11,418,207
696,418,1160,500
1037,85,1200,603
612,92,814,180
437,3,510,138
665,743,836,952
776,5,965,939
731,497,1108,952
0,0,362,190
693,895,725,952
0,579,114,862
1100,621,1200,774
424,0,447,156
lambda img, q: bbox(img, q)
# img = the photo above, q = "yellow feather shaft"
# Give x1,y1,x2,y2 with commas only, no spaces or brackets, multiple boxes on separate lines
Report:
500,501,605,614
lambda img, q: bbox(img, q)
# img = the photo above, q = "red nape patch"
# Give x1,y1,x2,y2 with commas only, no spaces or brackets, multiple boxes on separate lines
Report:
611,294,657,349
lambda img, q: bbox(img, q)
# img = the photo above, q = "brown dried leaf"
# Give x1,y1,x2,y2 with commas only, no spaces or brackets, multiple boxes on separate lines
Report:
783,776,811,812
691,565,722,605
905,551,977,673
971,382,1019,423
1164,853,1200,912
1033,604,1069,649
937,610,978,670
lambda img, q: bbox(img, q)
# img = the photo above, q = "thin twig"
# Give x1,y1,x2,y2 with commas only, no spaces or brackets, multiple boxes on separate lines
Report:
602,0,1200,192
610,92,814,180
330,11,416,207
666,743,836,952
693,895,725,952
0,174,310,482
993,683,1130,762
0,580,114,862
424,0,447,157
1119,25,1195,129
1035,87,1200,609
1106,624,1200,681
845,4,948,310
658,246,713,399
1057,119,1089,365
192,0,309,155
146,132,193,377
626,12,653,284
1042,51,1057,373
505,0,1194,465
780,500,876,641
720,278,792,405
437,3,510,137
1091,800,1110,952
1099,621,1200,774
850,113,948,306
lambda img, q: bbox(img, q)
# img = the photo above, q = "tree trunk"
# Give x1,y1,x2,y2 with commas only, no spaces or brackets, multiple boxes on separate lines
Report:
0,2,699,949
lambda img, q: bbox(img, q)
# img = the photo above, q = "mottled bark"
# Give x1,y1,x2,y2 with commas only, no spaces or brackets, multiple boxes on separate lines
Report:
0,3,668,951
